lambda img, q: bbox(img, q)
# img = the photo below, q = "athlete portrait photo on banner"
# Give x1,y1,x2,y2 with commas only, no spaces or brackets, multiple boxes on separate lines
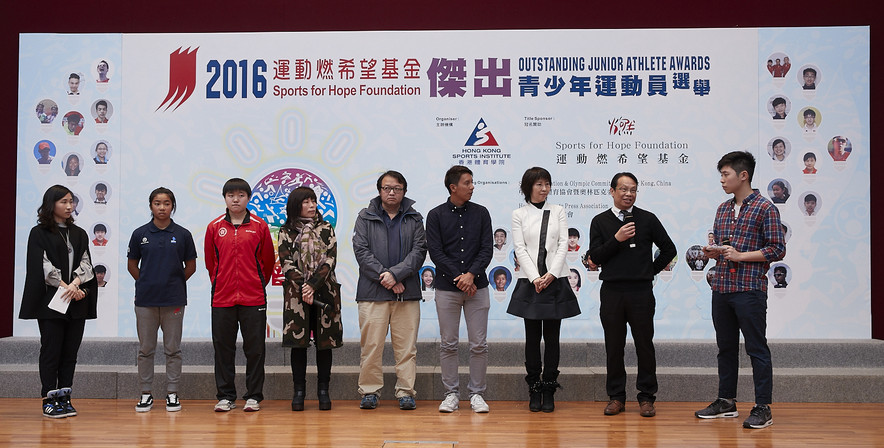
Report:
767,178,792,204
767,137,791,162
420,266,436,291
91,99,113,124
799,64,821,91
65,72,83,95
61,152,83,177
769,263,791,289
800,191,821,216
33,140,57,165
94,59,112,84
490,266,512,292
685,245,708,271
62,111,84,136
800,106,822,134
766,52,791,78
91,140,112,164
768,95,791,120
35,99,59,124
828,135,852,161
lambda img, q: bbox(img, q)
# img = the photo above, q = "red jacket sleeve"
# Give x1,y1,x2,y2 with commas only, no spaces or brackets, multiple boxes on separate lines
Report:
259,222,275,286
204,220,217,279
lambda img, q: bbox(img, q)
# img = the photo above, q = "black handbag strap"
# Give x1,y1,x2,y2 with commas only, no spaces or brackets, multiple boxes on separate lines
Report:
536,210,551,276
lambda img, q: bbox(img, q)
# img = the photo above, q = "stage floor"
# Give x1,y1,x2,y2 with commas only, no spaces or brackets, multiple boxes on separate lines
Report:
1,399,880,447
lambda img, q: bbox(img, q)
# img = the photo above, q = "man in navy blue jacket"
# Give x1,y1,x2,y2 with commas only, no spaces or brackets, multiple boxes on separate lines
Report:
426,166,493,414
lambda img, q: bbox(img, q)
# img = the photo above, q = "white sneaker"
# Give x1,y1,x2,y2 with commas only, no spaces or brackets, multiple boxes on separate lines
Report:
438,393,459,413
470,394,490,413
214,399,235,412
135,394,153,412
165,393,181,412
243,398,260,412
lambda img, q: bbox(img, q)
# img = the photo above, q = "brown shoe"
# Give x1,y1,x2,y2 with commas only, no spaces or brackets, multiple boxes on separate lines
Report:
604,400,625,415
639,401,656,417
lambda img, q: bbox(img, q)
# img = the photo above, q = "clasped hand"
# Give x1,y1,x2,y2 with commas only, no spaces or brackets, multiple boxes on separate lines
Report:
533,273,554,293
61,281,84,302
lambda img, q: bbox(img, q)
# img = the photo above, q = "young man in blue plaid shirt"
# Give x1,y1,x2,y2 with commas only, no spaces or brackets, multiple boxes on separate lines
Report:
695,151,786,429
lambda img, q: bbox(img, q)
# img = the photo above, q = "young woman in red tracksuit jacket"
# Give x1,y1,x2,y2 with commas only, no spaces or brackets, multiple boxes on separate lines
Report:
204,178,275,413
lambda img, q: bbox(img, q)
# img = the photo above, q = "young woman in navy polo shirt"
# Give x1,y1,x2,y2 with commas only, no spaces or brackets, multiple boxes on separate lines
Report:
127,187,197,413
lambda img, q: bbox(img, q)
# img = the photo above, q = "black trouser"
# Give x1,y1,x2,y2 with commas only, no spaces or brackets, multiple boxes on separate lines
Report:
524,318,561,382
212,305,266,402
600,283,657,403
291,348,333,387
37,318,86,397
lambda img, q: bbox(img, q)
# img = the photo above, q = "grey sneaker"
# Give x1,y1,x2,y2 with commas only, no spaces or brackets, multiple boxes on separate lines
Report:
136,394,153,412
695,398,738,419
469,394,490,413
438,393,459,413
743,404,773,429
398,396,416,410
214,399,235,412
360,394,379,409
243,398,260,412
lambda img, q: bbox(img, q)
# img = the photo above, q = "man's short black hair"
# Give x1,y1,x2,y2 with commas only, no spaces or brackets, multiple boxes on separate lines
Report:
772,97,786,107
804,152,816,162
96,100,107,108
222,178,252,197
610,172,638,190
69,73,80,80
717,151,756,183
803,67,817,77
494,228,507,237
805,194,817,202
376,170,407,192
95,183,107,192
444,165,472,194
94,264,107,274
568,227,580,238
94,223,107,233
803,109,816,118
774,266,787,274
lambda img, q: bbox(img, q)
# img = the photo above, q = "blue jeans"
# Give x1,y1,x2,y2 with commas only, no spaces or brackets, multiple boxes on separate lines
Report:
712,290,772,405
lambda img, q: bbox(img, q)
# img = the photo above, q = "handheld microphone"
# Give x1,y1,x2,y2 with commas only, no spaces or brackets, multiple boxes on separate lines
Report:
300,282,331,311
624,211,636,248
721,237,736,273
312,299,331,311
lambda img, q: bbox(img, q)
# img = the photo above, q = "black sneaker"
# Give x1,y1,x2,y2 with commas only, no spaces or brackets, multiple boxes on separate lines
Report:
136,393,154,412
42,390,66,419
743,404,773,429
695,398,739,419
57,388,77,417
165,393,181,412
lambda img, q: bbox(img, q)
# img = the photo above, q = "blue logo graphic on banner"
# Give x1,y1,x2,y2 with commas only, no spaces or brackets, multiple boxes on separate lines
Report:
464,118,499,146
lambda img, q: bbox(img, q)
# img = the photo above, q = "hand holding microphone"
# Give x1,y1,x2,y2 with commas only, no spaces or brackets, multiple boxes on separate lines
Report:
302,283,331,311
720,237,737,273
623,211,636,248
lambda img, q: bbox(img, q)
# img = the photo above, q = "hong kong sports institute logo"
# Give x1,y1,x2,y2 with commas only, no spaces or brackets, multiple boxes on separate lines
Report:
464,118,500,146
157,47,199,112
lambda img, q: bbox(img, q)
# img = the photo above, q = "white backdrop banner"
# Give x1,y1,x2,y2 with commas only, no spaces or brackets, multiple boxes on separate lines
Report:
15,27,870,339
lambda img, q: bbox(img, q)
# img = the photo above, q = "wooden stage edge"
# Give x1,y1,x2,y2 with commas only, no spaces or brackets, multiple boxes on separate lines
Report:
1,399,881,447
